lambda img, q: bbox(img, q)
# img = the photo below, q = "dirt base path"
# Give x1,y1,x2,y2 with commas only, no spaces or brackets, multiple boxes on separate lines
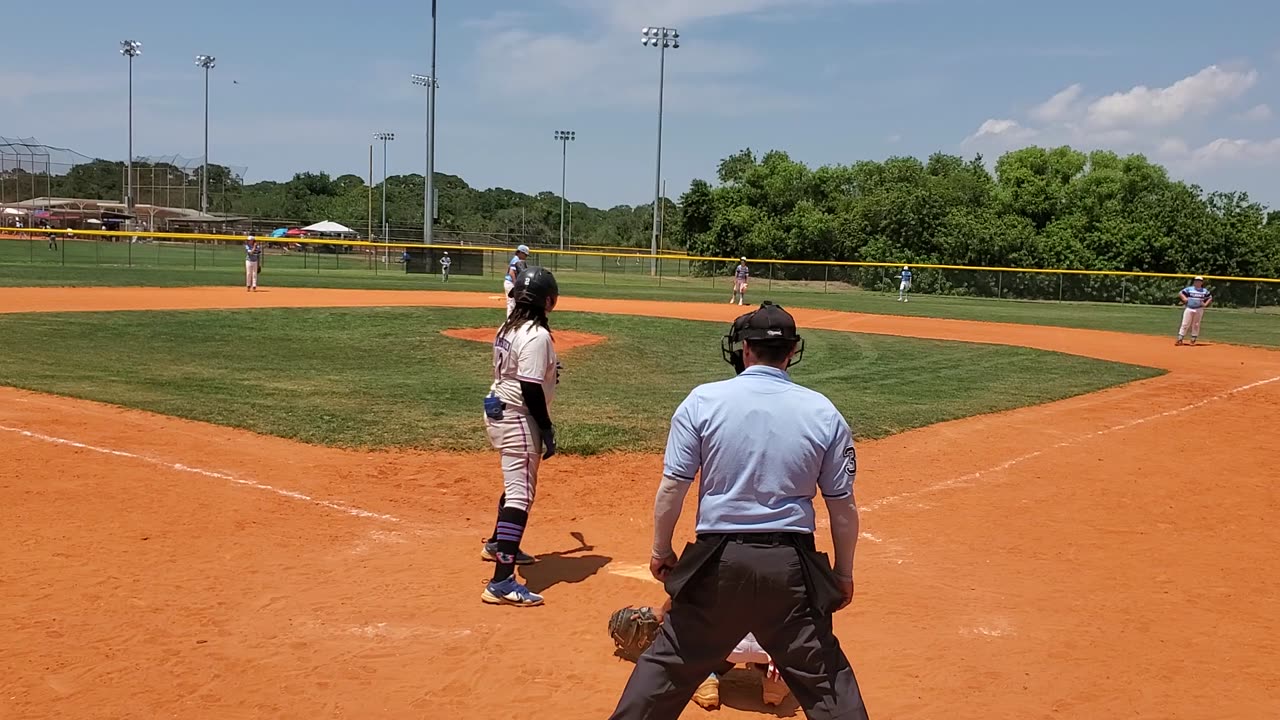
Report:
2,287,1279,720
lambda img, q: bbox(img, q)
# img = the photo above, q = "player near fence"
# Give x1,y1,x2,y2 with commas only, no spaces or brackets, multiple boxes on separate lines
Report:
440,251,452,282
731,257,749,305
244,236,262,292
898,265,913,302
1176,276,1212,346
504,244,530,317
481,267,560,607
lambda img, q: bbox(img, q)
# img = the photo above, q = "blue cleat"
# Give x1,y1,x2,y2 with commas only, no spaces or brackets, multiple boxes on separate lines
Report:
482,576,544,607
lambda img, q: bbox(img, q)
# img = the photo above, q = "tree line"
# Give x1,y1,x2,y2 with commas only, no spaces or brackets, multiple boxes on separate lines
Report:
1,159,676,249
7,145,1279,286
677,146,1280,284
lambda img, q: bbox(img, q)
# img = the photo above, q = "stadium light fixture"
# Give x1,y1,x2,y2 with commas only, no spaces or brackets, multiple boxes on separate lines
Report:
195,55,216,215
554,130,576,251
120,40,142,215
640,27,680,274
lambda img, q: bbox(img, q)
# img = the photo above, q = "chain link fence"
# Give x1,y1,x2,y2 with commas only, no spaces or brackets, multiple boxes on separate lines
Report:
1,230,1277,311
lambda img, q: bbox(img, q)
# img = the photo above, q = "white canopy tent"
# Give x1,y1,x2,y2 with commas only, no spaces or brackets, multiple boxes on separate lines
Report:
301,220,355,235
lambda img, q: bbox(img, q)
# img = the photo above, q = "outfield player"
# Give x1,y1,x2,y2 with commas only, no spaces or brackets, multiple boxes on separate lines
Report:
481,267,560,607
730,257,749,305
1176,275,1212,346
440,251,452,282
504,244,531,317
897,265,913,302
245,236,261,292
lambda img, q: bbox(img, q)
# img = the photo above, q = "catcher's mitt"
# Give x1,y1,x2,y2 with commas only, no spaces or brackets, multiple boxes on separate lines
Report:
608,605,661,660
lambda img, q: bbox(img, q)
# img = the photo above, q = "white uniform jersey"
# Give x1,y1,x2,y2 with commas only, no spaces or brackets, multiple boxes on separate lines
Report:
490,321,558,413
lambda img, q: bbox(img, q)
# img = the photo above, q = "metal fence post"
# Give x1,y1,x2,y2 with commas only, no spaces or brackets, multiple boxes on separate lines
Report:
768,262,773,291
1058,273,1063,302
1121,277,1127,304
658,256,663,287
1255,283,1261,313
824,265,829,294
192,240,197,270
997,271,1003,300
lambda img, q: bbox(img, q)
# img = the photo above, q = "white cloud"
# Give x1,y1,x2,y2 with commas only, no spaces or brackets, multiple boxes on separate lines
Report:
570,0,846,29
467,12,801,116
1030,83,1083,123
963,119,1037,146
962,61,1278,179
887,134,902,144
1186,138,1280,167
1240,103,1273,121
1085,65,1257,128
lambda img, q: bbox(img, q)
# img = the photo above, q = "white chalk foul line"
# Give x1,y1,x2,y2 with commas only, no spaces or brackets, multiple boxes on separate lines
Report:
0,425,401,524
864,374,1280,513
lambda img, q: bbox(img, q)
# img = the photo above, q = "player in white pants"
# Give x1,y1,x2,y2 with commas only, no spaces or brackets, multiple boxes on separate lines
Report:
503,244,531,317
440,251,452,282
244,236,261,291
481,266,560,607
898,265,913,301
731,257,749,305
649,597,790,709
1176,276,1212,346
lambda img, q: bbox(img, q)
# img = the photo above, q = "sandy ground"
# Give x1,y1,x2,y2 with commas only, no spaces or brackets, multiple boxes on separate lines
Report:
2,286,1279,720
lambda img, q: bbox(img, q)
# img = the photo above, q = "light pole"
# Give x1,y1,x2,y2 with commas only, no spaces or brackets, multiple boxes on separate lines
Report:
411,73,437,244
195,54,216,215
426,0,439,246
554,130,575,251
641,26,679,274
120,40,142,216
374,132,394,260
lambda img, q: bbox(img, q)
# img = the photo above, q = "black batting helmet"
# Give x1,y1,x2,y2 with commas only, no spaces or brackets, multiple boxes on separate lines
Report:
509,266,559,311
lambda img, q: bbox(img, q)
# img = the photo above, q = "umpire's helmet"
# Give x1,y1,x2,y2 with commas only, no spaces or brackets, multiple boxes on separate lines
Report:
509,266,559,311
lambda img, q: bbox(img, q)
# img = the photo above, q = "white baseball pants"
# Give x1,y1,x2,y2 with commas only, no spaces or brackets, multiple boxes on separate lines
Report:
245,259,258,289
484,410,542,512
726,633,771,665
504,279,515,317
1178,307,1203,338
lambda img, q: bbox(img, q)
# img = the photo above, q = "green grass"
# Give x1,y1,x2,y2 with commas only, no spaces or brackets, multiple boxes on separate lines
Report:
3,237,1279,348
0,307,1162,454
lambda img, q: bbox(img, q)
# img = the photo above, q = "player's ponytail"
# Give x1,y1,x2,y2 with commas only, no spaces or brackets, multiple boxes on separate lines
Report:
498,305,550,338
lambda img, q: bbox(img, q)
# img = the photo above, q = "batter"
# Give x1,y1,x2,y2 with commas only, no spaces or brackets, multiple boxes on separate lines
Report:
481,266,560,607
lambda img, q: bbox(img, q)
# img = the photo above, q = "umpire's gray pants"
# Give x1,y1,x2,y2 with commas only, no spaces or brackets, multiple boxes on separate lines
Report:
609,535,869,719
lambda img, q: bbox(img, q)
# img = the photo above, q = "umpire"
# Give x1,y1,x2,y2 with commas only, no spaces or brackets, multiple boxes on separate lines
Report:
609,301,869,719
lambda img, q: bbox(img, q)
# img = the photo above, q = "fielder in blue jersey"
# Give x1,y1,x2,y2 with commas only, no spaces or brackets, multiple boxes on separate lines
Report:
897,265,913,302
504,244,530,317
1176,276,1212,345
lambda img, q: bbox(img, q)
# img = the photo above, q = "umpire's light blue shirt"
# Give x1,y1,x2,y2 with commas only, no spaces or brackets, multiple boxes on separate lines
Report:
663,365,856,534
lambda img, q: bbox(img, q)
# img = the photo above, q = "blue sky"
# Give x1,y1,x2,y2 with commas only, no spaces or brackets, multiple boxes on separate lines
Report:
4,0,1278,209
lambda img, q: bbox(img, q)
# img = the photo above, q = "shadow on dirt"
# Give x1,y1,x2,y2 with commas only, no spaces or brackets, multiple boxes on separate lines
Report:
522,531,612,593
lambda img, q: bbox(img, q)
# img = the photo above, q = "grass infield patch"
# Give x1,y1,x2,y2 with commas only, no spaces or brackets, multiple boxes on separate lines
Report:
0,307,1163,454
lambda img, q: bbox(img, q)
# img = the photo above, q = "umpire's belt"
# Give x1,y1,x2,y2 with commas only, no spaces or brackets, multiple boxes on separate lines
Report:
696,531,816,551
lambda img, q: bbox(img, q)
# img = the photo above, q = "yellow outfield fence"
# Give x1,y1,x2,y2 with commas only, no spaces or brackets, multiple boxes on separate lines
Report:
2,226,1279,310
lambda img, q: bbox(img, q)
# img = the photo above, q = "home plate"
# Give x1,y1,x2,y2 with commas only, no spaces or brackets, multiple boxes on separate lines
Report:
609,563,659,582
